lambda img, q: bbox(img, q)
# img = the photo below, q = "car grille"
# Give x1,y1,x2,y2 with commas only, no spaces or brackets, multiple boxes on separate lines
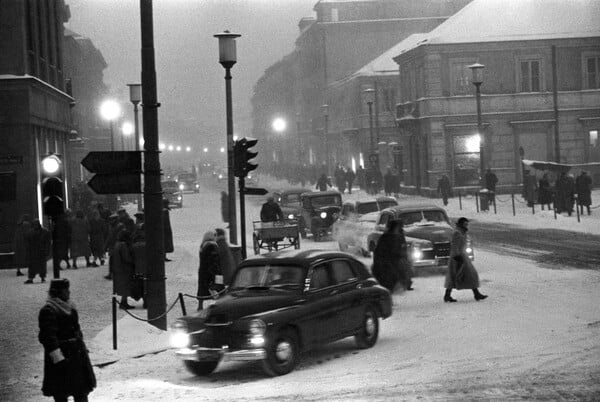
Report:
433,242,451,258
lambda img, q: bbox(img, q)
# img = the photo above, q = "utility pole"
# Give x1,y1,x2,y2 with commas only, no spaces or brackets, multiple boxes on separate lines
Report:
140,0,166,330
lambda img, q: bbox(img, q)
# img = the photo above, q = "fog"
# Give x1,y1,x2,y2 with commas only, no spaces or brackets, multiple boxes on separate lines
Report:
66,0,315,152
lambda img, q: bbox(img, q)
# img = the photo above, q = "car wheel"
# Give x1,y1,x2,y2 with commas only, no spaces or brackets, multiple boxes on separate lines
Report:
355,305,379,349
261,328,300,376
183,360,219,376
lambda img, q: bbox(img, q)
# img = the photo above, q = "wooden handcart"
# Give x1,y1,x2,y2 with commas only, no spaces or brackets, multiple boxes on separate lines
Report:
252,219,300,255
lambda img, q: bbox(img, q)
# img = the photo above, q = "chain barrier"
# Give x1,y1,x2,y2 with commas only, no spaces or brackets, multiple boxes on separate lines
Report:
513,197,528,204
494,195,513,203
118,295,181,322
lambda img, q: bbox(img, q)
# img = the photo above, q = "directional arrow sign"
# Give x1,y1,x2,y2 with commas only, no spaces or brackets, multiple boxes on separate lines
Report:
81,151,141,174
88,173,141,194
244,187,269,196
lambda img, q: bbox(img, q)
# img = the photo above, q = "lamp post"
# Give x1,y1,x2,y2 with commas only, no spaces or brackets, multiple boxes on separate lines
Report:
296,112,302,167
364,88,375,154
100,99,121,151
469,63,485,185
127,83,142,210
322,104,330,176
214,31,241,246
272,117,287,165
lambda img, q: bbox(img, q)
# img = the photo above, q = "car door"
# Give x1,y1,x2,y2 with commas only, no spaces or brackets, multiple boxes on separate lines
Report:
329,259,363,335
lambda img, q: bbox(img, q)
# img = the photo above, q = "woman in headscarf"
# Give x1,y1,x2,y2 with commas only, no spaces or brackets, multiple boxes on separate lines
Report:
197,231,222,310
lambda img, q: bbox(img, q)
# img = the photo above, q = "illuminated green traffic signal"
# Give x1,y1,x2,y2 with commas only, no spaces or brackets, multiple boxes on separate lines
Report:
233,137,258,178
41,154,64,216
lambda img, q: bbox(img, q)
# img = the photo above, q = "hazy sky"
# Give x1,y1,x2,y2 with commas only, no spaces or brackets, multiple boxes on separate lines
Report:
66,0,316,153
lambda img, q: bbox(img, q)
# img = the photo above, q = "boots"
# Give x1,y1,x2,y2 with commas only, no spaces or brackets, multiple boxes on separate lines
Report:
444,288,457,303
473,288,488,301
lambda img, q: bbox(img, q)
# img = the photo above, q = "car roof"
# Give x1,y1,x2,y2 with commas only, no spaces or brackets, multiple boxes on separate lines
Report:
276,188,311,195
240,249,356,268
383,204,446,213
303,190,341,197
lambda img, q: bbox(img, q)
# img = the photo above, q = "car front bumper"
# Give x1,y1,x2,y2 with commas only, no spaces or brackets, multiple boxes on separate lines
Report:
175,346,266,362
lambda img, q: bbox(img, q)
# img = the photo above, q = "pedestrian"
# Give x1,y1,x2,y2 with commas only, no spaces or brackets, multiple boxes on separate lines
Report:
537,173,553,211
372,219,413,293
70,210,92,268
103,214,120,280
484,168,498,203
356,165,366,191
334,166,346,193
88,210,106,267
197,231,223,310
38,278,96,401
12,214,31,276
524,170,537,208
383,168,394,196
113,229,134,309
215,228,236,286
220,191,229,224
131,226,146,308
575,170,592,215
24,219,51,284
345,166,355,194
315,173,332,191
443,217,487,302
437,175,452,206
260,196,284,222
52,212,71,270
391,168,401,197
163,199,174,261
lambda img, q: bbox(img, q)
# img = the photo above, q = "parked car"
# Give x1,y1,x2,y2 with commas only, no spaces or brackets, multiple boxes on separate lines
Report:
334,197,398,256
176,172,199,193
273,188,312,220
366,204,474,269
162,180,183,208
298,190,342,240
169,250,392,377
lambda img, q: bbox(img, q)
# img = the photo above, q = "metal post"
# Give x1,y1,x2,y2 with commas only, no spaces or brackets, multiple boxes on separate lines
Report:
576,195,580,222
512,193,516,216
224,67,238,245
368,102,374,153
178,293,187,316
458,190,462,210
552,45,561,163
493,193,497,214
112,296,117,350
109,121,115,152
475,82,484,185
475,192,480,213
238,177,247,260
140,0,166,331
133,103,143,211
324,113,330,177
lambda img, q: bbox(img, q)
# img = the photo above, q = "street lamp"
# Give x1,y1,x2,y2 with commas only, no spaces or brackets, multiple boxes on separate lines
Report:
214,30,241,245
322,104,330,176
469,62,485,185
127,83,142,210
296,112,302,167
363,88,375,154
100,99,121,151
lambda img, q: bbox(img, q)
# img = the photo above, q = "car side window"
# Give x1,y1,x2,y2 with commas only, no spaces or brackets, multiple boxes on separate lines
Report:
309,265,331,290
379,213,389,227
330,260,356,284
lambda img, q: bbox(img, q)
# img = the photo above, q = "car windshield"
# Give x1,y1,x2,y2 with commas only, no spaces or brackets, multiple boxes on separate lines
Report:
282,193,302,206
356,202,378,214
378,200,398,210
309,195,342,208
398,210,448,225
162,181,178,192
231,265,306,290
178,174,195,181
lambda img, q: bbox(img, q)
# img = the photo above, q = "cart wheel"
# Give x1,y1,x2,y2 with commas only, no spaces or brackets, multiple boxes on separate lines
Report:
294,235,301,249
253,234,260,255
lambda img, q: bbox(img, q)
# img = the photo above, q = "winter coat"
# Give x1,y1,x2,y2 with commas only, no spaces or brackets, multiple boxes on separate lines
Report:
260,201,284,222
163,208,174,253
538,177,553,205
372,232,411,292
26,226,51,277
438,175,452,198
131,237,146,301
316,175,331,191
575,174,592,206
485,171,498,192
556,174,576,213
70,218,91,258
345,170,355,188
216,237,236,286
113,240,134,297
198,240,221,298
38,298,96,397
88,218,107,258
524,175,537,204
444,227,479,290
52,215,71,260
12,219,31,268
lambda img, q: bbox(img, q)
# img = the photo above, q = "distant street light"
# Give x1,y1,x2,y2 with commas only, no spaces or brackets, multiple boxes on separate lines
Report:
469,62,485,185
272,117,287,133
168,144,174,151
186,146,191,152
215,30,241,245
203,147,208,153
100,99,121,151
176,145,182,152
322,104,330,176
159,143,166,150
220,147,225,153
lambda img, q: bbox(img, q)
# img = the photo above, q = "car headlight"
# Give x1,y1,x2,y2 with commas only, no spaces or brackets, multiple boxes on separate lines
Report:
195,183,199,188
177,196,182,201
247,319,266,347
179,184,184,190
218,174,223,179
412,245,423,261
287,213,295,220
169,321,190,349
320,212,327,219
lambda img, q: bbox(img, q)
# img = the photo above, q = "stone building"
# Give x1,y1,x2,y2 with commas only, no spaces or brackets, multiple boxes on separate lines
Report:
392,0,600,194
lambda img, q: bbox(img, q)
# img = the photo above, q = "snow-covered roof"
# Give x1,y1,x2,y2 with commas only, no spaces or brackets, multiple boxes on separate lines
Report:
397,0,600,55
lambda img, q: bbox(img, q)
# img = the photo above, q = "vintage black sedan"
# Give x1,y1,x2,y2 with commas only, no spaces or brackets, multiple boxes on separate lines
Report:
298,190,342,240
169,250,392,377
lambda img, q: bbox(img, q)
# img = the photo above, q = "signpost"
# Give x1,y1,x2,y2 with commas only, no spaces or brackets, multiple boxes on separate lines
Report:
244,187,268,196
81,151,142,194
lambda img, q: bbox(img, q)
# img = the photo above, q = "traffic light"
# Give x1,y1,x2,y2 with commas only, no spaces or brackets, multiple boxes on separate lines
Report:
41,154,65,217
233,137,258,178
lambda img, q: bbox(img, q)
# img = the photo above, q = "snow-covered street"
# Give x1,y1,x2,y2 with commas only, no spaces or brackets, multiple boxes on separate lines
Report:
2,177,600,401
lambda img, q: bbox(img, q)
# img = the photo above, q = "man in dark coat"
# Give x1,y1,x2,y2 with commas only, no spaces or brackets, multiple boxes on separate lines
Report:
260,196,284,222
437,175,452,206
356,165,366,191
315,173,332,191
25,220,51,284
52,213,71,270
113,230,134,309
197,231,222,310
345,167,355,194
220,191,229,223
38,279,96,401
215,228,236,286
484,168,498,203
538,173,553,211
383,169,394,196
371,220,413,293
575,170,593,215
103,215,120,280
163,199,174,261
444,217,487,302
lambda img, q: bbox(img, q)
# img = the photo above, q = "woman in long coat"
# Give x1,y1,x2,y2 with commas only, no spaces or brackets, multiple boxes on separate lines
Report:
444,217,487,302
197,231,222,310
24,220,51,283
88,210,107,267
537,173,553,210
12,214,31,276
113,230,134,309
38,278,96,401
372,220,412,292
70,211,91,268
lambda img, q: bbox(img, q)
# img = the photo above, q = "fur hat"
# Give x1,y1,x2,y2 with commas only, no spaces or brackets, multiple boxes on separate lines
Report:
49,278,70,292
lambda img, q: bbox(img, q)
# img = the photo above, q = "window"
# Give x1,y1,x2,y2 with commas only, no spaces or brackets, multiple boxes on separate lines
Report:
310,265,331,290
450,62,473,95
519,60,541,92
585,56,600,89
382,88,396,112
590,130,598,147
331,8,339,22
330,260,356,283
453,134,481,187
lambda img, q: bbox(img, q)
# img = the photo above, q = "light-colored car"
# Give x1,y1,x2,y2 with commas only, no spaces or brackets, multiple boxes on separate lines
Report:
366,204,474,269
